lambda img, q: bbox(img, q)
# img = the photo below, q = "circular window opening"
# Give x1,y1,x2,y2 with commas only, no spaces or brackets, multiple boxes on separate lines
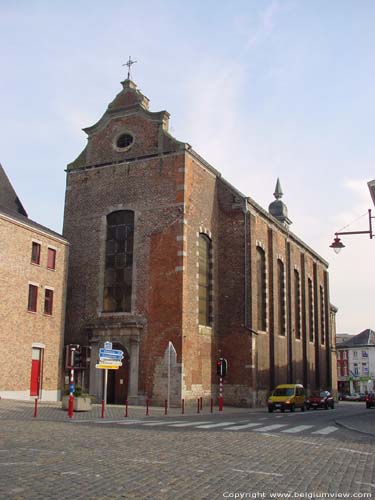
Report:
116,133,133,149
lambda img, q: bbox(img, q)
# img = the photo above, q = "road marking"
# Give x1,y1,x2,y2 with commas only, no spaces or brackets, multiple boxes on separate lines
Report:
312,426,338,435
281,425,314,434
100,419,143,425
336,448,372,456
224,423,263,431
169,421,211,427
294,439,321,446
196,422,237,429
123,458,169,465
253,424,287,432
0,462,37,466
142,420,183,426
355,481,375,488
231,468,283,477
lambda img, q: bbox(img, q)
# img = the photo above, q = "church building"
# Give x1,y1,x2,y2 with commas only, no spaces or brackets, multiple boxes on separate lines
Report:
63,78,336,406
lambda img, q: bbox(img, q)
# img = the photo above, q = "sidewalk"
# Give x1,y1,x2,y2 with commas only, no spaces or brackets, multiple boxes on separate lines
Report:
0,398,258,423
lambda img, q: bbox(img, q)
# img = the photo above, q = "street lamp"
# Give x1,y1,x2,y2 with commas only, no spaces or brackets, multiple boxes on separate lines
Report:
330,209,374,253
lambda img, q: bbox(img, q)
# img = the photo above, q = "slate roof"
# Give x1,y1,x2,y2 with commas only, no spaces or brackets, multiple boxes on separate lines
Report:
338,329,375,348
0,163,67,241
0,163,27,216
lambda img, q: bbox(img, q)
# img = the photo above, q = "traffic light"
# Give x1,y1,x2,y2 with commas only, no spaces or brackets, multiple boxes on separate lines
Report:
65,344,80,369
73,348,82,368
216,358,228,377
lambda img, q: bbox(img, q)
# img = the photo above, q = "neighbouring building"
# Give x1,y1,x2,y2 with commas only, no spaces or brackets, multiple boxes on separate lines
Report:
0,165,69,401
63,79,336,406
336,333,353,345
337,328,375,395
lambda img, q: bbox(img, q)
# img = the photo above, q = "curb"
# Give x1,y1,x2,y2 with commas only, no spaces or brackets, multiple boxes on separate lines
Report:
334,419,375,438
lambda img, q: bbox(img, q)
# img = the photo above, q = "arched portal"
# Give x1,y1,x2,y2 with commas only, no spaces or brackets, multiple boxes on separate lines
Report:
106,343,130,404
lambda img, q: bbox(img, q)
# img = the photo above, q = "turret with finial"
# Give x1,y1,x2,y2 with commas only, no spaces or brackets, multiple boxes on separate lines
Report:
268,178,292,227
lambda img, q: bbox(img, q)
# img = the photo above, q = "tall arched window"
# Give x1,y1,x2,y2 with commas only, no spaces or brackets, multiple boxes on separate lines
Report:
320,285,325,345
308,277,314,342
198,234,212,326
294,269,301,339
256,246,267,331
277,259,286,336
103,210,134,312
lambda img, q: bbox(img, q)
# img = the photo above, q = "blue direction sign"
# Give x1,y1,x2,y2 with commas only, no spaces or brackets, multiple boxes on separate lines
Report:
99,348,124,361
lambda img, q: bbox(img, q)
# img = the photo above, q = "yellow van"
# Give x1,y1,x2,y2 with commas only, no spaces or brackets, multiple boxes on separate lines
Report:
267,384,306,412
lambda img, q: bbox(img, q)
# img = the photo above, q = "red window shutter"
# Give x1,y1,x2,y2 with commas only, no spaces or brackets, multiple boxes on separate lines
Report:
47,248,56,269
44,289,54,315
31,242,41,264
28,285,38,312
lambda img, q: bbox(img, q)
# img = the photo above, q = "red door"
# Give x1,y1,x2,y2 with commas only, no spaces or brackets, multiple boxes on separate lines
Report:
30,348,42,397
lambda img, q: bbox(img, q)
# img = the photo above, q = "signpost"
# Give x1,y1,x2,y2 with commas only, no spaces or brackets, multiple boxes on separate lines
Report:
96,341,124,416
68,345,77,418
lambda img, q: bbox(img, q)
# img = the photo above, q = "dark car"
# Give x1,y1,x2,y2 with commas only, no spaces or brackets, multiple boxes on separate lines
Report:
365,392,375,409
306,390,334,410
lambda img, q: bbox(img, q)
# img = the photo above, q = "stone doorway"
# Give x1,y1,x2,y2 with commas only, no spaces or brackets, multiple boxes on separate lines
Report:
106,344,129,404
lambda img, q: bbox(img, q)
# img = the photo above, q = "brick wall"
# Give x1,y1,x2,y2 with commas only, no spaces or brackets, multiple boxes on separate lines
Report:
0,213,68,400
63,79,335,406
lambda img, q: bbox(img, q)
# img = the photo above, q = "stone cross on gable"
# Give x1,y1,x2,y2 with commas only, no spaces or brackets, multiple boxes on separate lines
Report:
123,56,137,80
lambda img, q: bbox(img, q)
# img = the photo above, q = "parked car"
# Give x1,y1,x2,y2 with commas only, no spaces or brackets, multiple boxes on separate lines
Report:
306,390,334,410
365,392,375,409
267,384,306,412
359,393,367,401
345,393,361,401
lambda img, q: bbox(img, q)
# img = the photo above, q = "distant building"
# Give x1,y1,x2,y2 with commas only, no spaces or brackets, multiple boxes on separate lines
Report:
337,328,375,394
63,79,337,406
336,333,353,345
0,165,69,401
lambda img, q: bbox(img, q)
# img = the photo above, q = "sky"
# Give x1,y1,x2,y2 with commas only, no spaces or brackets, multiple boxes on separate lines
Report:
1,0,374,334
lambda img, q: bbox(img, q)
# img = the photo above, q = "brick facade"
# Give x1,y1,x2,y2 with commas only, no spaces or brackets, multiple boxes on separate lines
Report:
63,80,337,406
0,199,69,401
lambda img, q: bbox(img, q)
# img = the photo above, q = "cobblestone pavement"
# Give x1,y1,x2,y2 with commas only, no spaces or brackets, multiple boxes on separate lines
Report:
0,400,374,499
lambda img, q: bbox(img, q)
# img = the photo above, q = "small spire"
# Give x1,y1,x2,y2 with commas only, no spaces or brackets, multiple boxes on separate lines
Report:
273,178,283,200
269,178,292,227
122,56,137,80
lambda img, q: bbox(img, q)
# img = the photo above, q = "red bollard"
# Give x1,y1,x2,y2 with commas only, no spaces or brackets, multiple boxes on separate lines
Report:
200,397,203,411
146,399,149,416
68,395,74,418
33,398,38,418
197,398,200,414
101,399,105,419
181,399,185,414
124,399,128,418
164,400,168,415
219,376,223,411
210,398,213,413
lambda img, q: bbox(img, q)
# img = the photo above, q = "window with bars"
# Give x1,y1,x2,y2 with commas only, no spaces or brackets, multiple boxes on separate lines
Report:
277,259,286,336
44,289,54,315
256,247,267,331
103,210,134,312
294,269,301,339
28,284,38,312
308,278,314,342
198,234,212,326
47,248,56,270
31,242,41,265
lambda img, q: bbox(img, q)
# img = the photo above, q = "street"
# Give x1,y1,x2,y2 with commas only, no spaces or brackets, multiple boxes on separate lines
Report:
0,401,374,499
